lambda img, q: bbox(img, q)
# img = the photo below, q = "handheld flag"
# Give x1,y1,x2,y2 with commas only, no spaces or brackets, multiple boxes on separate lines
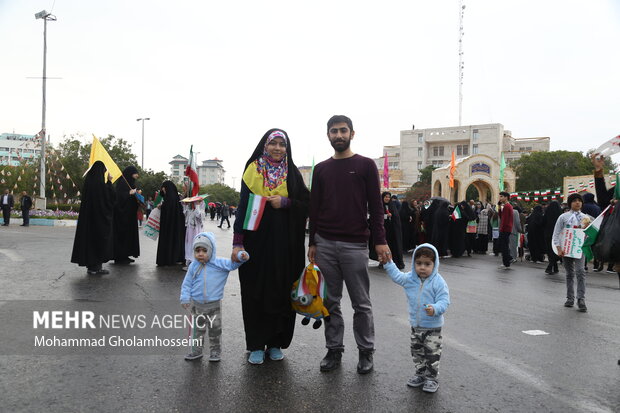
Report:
185,145,199,197
449,150,456,188
88,136,122,183
383,152,389,189
243,193,267,231
582,205,610,261
451,204,462,221
499,153,506,191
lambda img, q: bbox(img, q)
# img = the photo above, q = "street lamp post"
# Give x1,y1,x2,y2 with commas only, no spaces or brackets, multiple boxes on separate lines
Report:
35,10,56,209
136,117,150,169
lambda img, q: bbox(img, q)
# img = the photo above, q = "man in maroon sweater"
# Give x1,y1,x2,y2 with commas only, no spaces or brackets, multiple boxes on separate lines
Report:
498,191,514,269
308,115,390,375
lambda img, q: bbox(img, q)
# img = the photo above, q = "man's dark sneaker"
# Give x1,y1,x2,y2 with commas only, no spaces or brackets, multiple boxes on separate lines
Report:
407,375,426,388
577,298,587,312
184,351,203,361
319,349,342,372
357,349,374,374
564,298,574,307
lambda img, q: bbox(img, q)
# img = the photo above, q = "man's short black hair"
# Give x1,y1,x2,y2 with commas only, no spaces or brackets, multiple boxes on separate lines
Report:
499,191,510,198
414,246,436,262
327,115,353,133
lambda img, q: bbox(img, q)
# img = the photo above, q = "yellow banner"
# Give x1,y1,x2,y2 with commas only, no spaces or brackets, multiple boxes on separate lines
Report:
88,136,123,183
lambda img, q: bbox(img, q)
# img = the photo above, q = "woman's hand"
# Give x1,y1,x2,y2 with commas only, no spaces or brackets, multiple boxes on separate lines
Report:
129,189,137,195
232,246,245,262
267,195,282,209
591,152,605,172
308,245,316,263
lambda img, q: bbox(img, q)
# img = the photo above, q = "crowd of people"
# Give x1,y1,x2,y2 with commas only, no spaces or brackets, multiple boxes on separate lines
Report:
63,115,617,394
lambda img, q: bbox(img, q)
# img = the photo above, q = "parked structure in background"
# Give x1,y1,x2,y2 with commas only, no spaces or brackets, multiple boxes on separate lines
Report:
169,155,225,186
375,123,549,192
0,133,42,166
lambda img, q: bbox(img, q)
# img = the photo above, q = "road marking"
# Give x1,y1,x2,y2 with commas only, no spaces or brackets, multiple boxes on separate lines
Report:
0,249,23,262
522,330,549,335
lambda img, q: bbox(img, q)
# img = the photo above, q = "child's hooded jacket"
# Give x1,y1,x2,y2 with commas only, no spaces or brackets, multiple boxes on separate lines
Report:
180,232,248,303
384,243,450,328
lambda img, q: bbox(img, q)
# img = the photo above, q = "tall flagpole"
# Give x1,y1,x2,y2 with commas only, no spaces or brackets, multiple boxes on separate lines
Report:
458,1,465,126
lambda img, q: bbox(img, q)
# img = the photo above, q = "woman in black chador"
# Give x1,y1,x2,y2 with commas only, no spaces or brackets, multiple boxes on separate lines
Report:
543,201,562,274
431,199,451,257
231,129,309,365
449,200,475,258
382,192,405,269
526,205,545,263
71,161,115,275
156,180,186,266
113,165,140,264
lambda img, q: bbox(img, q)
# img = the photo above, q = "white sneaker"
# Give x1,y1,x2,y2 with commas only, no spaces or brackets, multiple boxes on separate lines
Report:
498,265,511,270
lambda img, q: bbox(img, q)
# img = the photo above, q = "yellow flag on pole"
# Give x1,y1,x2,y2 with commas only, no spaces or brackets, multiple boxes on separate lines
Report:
88,136,123,183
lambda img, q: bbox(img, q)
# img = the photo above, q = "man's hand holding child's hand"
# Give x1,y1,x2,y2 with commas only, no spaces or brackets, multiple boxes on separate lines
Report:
181,303,191,310
424,304,435,316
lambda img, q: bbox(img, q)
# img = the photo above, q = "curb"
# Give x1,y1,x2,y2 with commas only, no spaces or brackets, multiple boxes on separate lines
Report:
0,218,77,227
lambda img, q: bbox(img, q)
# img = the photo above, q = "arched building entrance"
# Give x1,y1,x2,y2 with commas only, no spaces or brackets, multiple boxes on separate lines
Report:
431,154,515,205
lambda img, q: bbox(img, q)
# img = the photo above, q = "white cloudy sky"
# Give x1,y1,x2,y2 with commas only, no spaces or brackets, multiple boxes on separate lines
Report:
1,0,619,188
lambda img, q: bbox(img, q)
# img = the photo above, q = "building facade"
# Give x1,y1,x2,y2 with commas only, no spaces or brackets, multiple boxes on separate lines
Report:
197,158,225,186
169,155,226,186
0,133,42,166
385,123,549,188
169,155,188,184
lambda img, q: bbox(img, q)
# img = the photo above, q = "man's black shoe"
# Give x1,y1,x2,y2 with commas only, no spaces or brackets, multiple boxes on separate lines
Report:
357,349,374,374
564,298,574,307
577,298,587,312
320,349,342,372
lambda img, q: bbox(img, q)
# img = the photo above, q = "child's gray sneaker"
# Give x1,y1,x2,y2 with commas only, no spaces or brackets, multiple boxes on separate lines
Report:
422,379,439,393
406,375,426,388
209,349,221,362
184,351,203,361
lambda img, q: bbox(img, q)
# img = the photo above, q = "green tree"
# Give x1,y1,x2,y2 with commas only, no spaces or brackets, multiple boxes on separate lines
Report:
419,165,437,185
510,151,597,192
202,183,240,206
404,182,431,201
137,168,169,200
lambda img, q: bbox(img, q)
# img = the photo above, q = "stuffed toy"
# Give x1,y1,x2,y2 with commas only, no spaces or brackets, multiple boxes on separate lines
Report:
291,263,330,329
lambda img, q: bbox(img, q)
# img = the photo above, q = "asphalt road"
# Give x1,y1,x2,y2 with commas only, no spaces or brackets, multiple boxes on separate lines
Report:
0,219,619,413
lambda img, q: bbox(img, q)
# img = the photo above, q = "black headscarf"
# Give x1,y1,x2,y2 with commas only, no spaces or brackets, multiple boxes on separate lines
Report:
156,180,186,266
113,165,140,260
71,161,115,267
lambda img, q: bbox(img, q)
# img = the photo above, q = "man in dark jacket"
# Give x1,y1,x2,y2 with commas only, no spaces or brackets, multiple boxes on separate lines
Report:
498,191,514,269
1,189,14,226
581,193,601,218
20,191,33,226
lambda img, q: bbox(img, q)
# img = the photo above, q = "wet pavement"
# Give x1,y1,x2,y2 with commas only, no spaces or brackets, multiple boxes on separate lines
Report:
0,219,619,412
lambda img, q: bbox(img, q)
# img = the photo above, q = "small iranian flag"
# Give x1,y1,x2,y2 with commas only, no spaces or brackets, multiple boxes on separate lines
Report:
451,205,462,221
243,193,267,231
582,205,611,261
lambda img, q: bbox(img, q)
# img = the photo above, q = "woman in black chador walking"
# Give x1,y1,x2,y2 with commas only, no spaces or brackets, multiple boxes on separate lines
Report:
113,165,140,264
71,161,115,275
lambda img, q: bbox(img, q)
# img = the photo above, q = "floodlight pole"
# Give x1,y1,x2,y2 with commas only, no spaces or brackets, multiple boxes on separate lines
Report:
35,10,56,208
136,117,150,169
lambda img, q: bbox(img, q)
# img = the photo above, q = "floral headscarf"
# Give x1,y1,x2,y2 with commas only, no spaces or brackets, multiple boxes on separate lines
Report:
256,130,288,190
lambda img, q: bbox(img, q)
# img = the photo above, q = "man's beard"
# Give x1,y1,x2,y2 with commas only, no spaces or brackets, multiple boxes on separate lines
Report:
330,138,351,153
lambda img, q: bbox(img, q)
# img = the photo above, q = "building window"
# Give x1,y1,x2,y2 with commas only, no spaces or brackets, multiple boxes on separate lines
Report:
472,129,479,141
456,145,469,156
418,147,423,157
417,133,424,143
433,146,444,157
417,161,423,170
472,144,478,154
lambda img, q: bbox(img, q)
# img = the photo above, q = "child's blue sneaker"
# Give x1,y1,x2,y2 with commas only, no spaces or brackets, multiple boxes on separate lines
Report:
267,347,284,361
407,375,425,388
248,350,265,365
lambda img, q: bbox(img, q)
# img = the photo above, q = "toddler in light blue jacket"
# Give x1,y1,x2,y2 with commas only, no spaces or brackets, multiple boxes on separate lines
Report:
384,243,450,393
180,232,249,362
